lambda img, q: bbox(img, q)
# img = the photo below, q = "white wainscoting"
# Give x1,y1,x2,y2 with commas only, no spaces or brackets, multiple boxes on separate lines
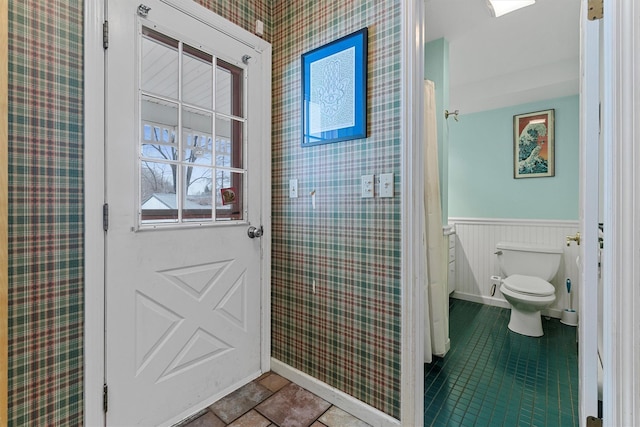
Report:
448,218,581,318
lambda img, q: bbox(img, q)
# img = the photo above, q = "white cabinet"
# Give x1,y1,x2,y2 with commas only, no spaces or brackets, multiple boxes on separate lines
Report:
444,226,456,294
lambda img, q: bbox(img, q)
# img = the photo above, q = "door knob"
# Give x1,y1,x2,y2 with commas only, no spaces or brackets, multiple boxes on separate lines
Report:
247,225,263,239
566,232,581,246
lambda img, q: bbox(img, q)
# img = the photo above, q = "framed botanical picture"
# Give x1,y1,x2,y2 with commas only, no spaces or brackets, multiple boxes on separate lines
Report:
301,28,368,147
513,109,555,178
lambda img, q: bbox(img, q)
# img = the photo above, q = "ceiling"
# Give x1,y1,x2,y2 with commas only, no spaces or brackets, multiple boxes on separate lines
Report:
425,0,580,114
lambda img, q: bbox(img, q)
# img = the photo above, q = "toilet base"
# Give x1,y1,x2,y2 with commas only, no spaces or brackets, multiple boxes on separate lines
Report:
507,307,544,337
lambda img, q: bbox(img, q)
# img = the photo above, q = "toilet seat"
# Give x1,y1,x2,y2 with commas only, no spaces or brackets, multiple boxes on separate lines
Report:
502,274,555,297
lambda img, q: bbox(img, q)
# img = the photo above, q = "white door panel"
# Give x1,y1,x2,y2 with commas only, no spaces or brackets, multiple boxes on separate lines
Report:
105,1,266,425
578,2,600,423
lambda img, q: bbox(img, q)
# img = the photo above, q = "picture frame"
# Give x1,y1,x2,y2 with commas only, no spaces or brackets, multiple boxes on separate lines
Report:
513,109,555,178
301,28,368,147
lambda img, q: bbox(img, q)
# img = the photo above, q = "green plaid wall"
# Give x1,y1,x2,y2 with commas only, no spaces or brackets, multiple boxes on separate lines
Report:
8,1,84,425
271,1,402,419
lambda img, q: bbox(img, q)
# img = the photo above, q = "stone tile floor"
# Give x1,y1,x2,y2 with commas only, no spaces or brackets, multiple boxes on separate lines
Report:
181,372,371,427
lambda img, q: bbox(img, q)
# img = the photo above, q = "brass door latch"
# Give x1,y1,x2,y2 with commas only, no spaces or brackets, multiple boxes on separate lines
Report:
566,232,581,246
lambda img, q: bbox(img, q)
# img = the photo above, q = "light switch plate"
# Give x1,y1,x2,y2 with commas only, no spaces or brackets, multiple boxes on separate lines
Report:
379,173,394,198
289,179,298,198
361,175,374,198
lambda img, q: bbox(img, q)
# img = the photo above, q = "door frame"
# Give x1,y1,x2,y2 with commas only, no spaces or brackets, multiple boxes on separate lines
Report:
601,1,640,425
83,1,272,425
400,0,425,425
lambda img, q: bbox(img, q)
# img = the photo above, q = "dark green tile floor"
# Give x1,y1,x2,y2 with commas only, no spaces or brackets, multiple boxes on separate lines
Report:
424,299,578,427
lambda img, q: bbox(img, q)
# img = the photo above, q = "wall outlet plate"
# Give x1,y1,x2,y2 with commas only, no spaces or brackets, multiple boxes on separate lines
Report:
361,175,374,198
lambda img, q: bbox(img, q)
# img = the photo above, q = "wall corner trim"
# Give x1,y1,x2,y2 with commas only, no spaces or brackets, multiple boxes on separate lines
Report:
400,0,425,425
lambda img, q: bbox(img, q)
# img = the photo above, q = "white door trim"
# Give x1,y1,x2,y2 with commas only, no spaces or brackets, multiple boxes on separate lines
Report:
83,2,271,425
578,1,600,423
400,0,425,425
258,40,273,373
602,1,640,425
83,0,105,424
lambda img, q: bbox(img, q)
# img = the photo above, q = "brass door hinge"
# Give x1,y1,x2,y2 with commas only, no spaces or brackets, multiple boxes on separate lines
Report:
586,415,602,427
588,0,603,20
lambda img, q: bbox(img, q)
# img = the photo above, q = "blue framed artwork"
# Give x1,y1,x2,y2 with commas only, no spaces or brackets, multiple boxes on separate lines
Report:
301,28,368,147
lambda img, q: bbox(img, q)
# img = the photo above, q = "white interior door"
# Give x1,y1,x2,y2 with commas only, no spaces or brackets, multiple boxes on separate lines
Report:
578,1,600,424
105,1,268,425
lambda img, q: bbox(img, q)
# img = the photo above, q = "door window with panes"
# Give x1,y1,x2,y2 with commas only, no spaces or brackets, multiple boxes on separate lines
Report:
139,27,245,226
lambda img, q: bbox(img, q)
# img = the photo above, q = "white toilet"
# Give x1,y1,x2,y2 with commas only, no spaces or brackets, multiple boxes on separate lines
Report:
496,242,562,337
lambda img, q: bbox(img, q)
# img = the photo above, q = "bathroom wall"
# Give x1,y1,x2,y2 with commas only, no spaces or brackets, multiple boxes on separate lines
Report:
425,38,450,222
6,1,271,424
448,95,580,317
449,95,579,220
271,1,402,419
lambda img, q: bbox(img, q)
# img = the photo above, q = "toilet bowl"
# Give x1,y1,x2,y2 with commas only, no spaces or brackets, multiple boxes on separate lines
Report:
500,274,556,337
496,242,562,337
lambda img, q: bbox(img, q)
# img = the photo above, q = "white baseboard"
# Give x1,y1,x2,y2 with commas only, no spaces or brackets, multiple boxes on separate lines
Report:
452,291,563,319
270,358,401,427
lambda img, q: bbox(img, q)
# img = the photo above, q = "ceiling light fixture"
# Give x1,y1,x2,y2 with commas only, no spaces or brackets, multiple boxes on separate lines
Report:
486,0,536,18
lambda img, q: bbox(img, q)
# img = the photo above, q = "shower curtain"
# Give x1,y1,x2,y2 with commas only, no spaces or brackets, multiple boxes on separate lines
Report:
423,80,450,362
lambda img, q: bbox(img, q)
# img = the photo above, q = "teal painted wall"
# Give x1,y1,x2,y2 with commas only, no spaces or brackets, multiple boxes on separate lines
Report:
448,95,579,220
425,38,449,222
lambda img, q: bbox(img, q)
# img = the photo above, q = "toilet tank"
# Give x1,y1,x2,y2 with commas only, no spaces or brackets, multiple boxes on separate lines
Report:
496,242,563,281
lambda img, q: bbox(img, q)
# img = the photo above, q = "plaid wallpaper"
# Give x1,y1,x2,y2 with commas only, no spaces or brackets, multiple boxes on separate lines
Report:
271,1,402,419
195,0,273,43
8,0,84,425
